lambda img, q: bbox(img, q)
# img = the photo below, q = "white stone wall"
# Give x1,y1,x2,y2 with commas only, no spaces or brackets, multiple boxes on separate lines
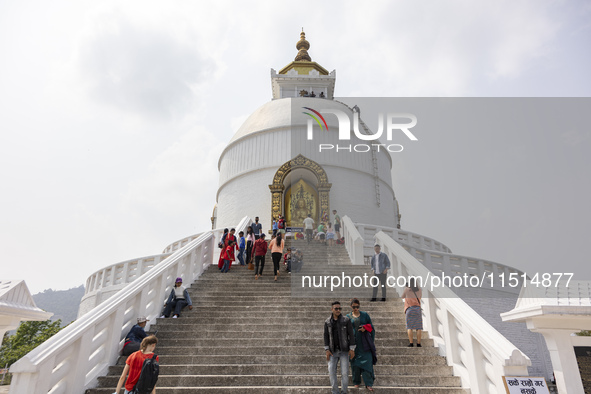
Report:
324,165,397,226
216,168,276,232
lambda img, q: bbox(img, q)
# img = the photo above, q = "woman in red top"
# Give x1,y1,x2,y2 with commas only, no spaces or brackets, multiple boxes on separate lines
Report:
116,335,159,394
221,240,236,273
217,228,229,269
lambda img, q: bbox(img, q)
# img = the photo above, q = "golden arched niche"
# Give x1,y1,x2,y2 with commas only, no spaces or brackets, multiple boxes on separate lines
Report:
285,178,318,227
269,154,331,228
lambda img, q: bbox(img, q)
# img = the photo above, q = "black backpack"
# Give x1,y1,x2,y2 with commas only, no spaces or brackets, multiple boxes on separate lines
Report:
132,353,159,394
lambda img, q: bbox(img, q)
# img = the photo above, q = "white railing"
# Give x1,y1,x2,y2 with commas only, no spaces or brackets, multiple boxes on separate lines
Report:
9,231,216,394
341,215,365,265
357,223,524,295
162,233,203,254
406,247,524,293
355,222,453,254
79,253,172,317
78,217,252,320
83,253,173,295
375,231,530,394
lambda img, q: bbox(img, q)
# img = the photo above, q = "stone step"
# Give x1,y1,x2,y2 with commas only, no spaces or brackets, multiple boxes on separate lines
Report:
154,338,435,347
167,295,398,302
149,323,413,333
156,309,403,317
152,330,430,340
96,374,461,388
127,354,447,366
198,270,375,278
156,309,405,327
184,288,381,295
151,346,438,356
106,363,453,376
156,305,401,312
88,386,469,394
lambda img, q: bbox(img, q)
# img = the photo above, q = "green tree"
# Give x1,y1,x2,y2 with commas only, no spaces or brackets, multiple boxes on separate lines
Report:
577,330,591,336
0,319,63,368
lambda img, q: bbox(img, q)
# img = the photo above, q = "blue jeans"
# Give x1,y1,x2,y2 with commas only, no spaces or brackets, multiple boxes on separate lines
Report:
328,351,350,394
163,299,188,317
221,259,230,273
237,248,245,265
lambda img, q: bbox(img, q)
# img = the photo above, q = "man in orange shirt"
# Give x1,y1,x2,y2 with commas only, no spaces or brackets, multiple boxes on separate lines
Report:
115,335,159,394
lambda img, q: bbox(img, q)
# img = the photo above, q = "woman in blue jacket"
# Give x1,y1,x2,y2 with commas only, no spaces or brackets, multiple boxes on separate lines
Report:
346,298,376,391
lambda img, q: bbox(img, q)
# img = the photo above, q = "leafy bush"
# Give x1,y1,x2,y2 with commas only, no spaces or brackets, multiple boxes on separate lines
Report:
0,320,63,368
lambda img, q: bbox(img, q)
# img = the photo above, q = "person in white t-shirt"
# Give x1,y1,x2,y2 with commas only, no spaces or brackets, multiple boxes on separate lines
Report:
303,214,315,244
161,277,193,318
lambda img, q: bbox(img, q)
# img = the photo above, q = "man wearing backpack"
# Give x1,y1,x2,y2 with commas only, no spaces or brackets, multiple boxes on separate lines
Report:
115,335,159,394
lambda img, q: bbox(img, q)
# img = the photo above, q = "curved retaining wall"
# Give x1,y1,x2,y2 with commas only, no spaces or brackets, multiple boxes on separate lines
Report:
79,253,171,317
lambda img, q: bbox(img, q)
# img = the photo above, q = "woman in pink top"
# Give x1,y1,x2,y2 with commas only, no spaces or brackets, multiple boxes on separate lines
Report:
401,278,423,347
269,233,285,281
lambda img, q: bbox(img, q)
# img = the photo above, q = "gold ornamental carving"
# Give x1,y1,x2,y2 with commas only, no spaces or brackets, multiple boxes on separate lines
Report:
269,154,331,226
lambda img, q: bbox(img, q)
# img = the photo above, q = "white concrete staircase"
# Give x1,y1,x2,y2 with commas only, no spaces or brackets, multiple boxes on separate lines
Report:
86,240,469,393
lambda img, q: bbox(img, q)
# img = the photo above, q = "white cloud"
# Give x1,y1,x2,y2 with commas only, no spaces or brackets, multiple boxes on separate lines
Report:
1,0,590,294
123,126,225,219
75,7,218,121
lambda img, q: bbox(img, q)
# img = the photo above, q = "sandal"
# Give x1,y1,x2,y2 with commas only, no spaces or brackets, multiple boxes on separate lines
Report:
366,387,374,392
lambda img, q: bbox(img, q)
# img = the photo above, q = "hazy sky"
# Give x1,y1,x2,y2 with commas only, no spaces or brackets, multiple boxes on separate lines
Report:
1,1,590,294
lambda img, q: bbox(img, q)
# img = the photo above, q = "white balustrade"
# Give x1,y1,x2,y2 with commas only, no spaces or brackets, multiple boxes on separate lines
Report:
162,233,204,254
354,222,453,254
356,222,524,295
79,217,252,317
83,253,172,295
79,253,174,317
8,228,219,394
375,231,530,393
341,215,365,265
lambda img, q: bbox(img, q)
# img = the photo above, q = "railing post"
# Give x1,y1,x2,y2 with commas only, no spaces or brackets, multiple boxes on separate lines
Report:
423,251,434,271
461,327,486,393
70,330,94,390
119,261,128,285
109,267,116,287
442,254,452,277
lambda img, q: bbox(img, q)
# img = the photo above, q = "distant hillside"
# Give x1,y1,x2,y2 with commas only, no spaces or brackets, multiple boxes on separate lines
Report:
32,285,85,326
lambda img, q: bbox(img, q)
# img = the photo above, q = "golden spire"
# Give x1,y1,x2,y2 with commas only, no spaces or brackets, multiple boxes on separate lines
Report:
294,30,311,62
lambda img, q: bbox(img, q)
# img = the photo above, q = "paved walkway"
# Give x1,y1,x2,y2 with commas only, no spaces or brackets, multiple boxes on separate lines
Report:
0,385,9,394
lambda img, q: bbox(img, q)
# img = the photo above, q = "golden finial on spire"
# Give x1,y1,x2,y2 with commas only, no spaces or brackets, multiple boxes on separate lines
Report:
295,30,311,62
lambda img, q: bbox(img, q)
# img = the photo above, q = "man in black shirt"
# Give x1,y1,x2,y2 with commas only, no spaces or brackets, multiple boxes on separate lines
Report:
251,217,263,240
324,301,355,394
